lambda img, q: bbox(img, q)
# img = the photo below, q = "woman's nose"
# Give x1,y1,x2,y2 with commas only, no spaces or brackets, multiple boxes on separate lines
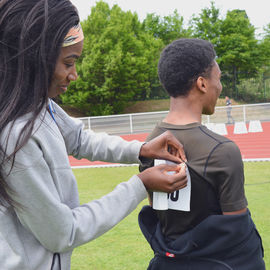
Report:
68,71,78,81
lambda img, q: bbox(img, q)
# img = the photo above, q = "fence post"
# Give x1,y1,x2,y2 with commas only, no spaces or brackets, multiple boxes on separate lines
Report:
129,114,133,134
243,105,246,123
88,117,91,130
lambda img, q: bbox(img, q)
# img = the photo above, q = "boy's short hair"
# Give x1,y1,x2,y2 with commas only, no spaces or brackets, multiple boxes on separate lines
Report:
158,38,216,97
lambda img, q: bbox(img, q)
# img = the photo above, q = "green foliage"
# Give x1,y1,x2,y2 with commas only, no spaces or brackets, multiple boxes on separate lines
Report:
62,1,163,115
215,10,260,97
190,1,222,45
142,10,191,44
141,10,193,99
218,10,258,70
237,76,270,102
258,29,270,70
262,23,270,39
190,5,265,100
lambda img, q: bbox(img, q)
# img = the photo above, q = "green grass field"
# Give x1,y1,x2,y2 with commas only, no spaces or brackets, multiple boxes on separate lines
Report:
71,162,270,270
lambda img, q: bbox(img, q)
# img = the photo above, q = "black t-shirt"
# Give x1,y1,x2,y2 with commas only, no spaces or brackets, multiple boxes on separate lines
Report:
140,122,247,239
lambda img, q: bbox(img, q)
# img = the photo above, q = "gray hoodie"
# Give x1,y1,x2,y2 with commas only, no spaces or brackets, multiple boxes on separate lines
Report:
0,101,147,270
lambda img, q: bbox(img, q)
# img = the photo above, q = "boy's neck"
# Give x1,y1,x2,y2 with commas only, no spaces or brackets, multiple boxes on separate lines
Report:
163,96,202,125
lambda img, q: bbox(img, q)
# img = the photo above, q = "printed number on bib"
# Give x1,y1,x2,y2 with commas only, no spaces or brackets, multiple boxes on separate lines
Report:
153,159,191,211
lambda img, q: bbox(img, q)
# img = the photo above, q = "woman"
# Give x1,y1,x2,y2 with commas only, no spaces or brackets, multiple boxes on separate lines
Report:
0,0,187,269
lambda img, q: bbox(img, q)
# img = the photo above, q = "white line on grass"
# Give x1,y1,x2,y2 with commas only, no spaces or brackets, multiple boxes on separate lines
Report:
71,158,270,169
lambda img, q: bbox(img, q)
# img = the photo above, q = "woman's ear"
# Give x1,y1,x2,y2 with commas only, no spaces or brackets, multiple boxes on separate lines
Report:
196,76,207,93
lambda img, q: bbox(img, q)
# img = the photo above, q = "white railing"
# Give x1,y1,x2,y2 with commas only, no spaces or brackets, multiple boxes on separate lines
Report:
77,103,270,135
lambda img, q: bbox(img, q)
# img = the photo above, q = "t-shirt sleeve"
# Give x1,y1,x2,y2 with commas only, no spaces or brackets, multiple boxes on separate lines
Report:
205,141,248,212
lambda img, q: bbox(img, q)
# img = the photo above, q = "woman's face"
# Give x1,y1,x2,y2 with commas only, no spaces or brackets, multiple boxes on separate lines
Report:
48,40,83,98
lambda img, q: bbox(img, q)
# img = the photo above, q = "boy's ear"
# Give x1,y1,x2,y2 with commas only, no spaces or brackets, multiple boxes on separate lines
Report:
196,76,207,93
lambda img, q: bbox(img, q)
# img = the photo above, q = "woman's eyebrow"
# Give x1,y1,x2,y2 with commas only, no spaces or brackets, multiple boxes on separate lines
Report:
64,54,80,60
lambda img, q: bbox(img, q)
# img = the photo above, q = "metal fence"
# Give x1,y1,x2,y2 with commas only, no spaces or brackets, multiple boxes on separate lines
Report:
77,103,270,135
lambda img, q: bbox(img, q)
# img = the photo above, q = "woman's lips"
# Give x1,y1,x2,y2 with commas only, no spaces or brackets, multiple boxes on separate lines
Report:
60,85,68,92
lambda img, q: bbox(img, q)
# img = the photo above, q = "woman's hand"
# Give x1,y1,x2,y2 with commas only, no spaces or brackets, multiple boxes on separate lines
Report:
139,131,186,164
138,163,187,193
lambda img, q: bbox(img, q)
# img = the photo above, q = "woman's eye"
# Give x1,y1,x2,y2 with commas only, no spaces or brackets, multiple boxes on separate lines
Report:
65,63,73,68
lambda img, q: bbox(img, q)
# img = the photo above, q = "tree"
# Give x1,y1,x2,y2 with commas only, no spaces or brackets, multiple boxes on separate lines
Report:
142,10,192,99
258,24,270,100
258,24,270,68
216,9,260,98
61,1,163,115
190,1,222,46
142,10,191,45
262,23,270,39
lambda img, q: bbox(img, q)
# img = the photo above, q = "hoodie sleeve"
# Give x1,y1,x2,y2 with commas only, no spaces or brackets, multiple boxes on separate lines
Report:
51,101,144,164
4,137,147,253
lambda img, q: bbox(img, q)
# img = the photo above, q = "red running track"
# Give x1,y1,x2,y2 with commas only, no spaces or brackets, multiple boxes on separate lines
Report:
69,121,270,167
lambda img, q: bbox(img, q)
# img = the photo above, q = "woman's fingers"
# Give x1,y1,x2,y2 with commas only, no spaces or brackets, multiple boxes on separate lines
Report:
138,163,187,193
139,131,187,163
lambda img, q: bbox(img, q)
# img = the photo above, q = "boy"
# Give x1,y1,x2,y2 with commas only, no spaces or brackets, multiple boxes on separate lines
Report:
139,38,265,270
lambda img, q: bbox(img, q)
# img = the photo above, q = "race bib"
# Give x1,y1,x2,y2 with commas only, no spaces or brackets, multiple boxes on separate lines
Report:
153,159,191,211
